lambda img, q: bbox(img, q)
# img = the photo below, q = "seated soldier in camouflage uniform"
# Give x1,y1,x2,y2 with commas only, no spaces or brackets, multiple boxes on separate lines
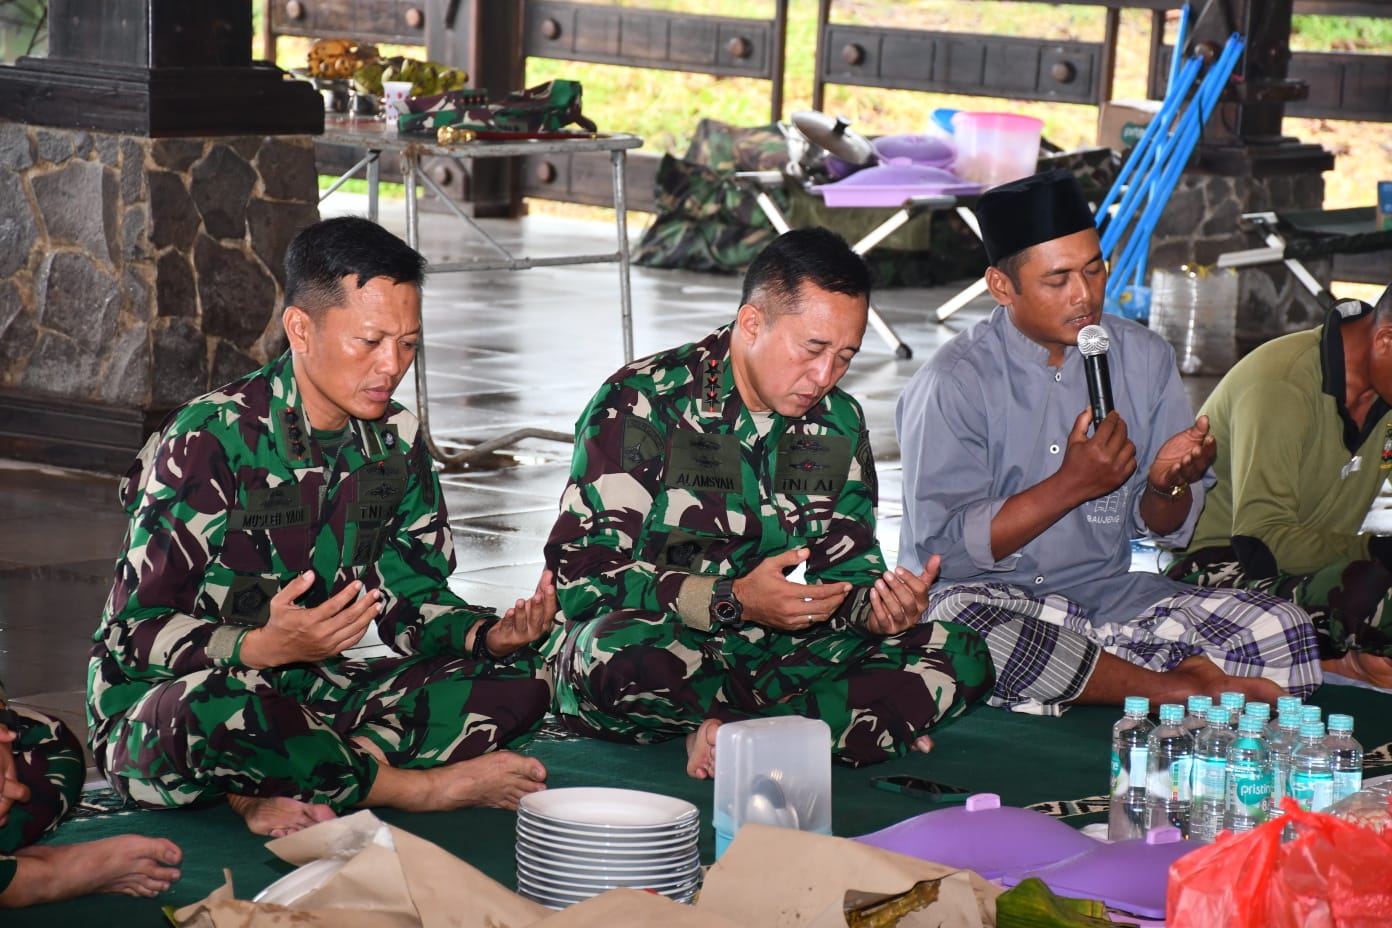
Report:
546,228,996,776
89,217,556,836
1,676,182,908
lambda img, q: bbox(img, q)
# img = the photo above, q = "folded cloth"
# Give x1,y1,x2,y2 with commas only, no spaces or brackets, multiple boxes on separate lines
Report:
400,80,597,137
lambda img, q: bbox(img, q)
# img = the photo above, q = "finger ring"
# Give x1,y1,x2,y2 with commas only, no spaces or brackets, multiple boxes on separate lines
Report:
806,614,813,623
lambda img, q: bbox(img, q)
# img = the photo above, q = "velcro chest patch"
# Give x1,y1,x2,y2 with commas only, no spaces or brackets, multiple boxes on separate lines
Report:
774,434,851,496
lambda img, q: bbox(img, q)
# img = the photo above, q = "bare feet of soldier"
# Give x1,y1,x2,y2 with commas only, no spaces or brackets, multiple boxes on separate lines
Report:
686,718,721,779
0,836,182,907
364,749,547,812
1163,655,1287,705
1322,650,1392,690
228,794,338,837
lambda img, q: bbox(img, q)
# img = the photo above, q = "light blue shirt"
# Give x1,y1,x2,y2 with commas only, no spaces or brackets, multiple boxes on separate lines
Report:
896,305,1209,623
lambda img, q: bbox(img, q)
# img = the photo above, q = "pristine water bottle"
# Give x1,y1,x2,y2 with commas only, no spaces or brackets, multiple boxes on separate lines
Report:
1183,695,1212,739
1190,707,1235,843
1219,692,1246,727
1288,720,1335,814
1109,696,1155,841
1267,709,1303,820
1326,713,1364,804
1243,702,1271,726
1226,716,1271,833
1146,703,1194,836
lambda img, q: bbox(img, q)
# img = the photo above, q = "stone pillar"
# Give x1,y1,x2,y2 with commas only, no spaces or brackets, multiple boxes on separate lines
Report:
0,0,324,471
0,124,319,471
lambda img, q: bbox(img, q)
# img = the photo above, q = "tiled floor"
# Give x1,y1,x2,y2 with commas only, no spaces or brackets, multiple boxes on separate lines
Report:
0,194,1312,761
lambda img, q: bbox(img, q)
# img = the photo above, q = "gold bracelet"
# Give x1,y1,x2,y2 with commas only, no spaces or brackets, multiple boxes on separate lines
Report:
1147,481,1189,498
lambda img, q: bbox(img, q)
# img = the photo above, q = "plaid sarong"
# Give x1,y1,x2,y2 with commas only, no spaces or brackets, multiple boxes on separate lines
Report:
926,582,1323,715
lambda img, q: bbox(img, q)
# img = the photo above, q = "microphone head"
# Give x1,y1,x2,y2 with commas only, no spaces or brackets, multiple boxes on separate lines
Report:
1078,324,1110,358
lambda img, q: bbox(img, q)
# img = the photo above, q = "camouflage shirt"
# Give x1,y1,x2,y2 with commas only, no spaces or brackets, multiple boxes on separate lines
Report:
89,352,495,745
545,325,885,631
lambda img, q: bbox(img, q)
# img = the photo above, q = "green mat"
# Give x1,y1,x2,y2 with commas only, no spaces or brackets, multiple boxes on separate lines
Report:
11,686,1392,927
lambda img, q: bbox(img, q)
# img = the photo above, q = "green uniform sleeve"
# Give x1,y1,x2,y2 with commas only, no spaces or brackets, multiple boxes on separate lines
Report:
1227,380,1372,569
99,427,256,681
547,381,692,622
374,436,497,656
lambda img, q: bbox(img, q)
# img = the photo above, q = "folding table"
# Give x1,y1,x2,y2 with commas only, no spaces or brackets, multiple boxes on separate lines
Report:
318,115,643,468
1216,207,1392,307
735,171,982,359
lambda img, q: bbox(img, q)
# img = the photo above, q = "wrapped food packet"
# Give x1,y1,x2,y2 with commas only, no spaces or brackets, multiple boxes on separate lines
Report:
1325,777,1392,834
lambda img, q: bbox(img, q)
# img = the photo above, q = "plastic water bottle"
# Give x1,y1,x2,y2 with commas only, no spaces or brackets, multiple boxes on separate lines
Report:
1108,696,1155,841
1183,695,1212,739
1226,716,1271,833
1219,691,1246,727
1267,709,1302,821
1288,720,1334,814
1300,704,1322,726
1325,713,1364,804
1190,707,1235,843
1146,703,1194,837
1269,696,1302,742
1243,701,1271,726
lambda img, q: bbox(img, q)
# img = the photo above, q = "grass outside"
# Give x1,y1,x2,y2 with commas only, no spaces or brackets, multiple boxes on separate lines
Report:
260,1,1392,240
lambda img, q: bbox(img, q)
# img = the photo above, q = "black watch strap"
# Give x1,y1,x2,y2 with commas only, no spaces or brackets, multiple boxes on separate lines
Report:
471,616,500,660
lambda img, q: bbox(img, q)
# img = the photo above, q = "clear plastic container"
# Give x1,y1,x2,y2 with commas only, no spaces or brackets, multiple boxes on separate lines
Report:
1226,716,1271,834
1190,707,1235,844
712,716,831,859
1147,265,1237,375
950,112,1043,185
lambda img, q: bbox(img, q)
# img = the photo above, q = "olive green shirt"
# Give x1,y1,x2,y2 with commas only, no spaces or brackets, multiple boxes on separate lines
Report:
1185,310,1392,572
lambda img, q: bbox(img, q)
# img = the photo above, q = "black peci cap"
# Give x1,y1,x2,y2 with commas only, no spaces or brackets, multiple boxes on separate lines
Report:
975,169,1096,266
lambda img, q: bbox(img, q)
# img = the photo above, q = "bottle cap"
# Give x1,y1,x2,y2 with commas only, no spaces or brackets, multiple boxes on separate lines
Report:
1220,692,1245,710
1238,716,1264,735
1300,720,1325,739
1187,694,1213,713
1205,706,1230,724
1278,710,1302,730
1244,702,1271,721
1327,713,1354,733
1124,696,1150,715
1277,695,1302,715
1300,705,1322,723
1159,703,1185,722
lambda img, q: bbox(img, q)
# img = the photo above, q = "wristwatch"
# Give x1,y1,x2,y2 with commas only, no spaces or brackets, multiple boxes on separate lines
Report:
709,577,744,629
1147,480,1189,498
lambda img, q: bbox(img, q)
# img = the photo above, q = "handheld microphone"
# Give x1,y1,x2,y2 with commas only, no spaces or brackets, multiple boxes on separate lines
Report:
1077,324,1113,428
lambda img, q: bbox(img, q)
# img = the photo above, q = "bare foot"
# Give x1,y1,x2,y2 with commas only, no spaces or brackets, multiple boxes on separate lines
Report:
910,734,934,754
1322,651,1392,690
685,718,721,780
0,836,181,908
366,750,547,812
228,794,338,837
1162,655,1287,706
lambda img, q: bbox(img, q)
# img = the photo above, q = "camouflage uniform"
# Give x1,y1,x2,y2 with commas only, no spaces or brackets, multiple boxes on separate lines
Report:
0,678,85,894
89,353,551,812
545,327,993,767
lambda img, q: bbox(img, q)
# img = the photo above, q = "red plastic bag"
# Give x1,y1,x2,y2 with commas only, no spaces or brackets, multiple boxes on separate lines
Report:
1168,799,1392,927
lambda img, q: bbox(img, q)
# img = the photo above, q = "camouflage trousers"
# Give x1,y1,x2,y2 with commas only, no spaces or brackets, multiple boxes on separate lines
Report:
552,610,993,767
1166,546,1392,659
98,651,551,812
0,706,85,894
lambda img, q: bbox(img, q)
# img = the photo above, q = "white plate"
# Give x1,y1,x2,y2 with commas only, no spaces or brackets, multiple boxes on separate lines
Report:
517,821,698,852
515,833,699,862
516,843,700,876
519,787,699,829
517,812,699,841
253,857,348,906
517,868,701,899
516,855,701,887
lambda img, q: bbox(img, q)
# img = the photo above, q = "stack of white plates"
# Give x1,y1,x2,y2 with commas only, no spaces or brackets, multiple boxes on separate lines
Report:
516,787,702,909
